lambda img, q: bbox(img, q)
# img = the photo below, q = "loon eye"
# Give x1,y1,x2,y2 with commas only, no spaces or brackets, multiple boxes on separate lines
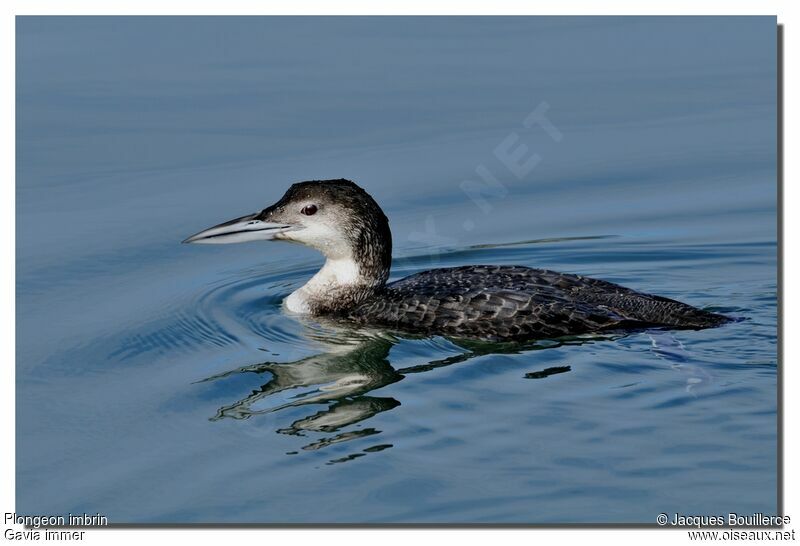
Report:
301,204,318,216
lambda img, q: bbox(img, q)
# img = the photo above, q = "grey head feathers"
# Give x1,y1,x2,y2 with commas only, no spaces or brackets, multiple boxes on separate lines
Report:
259,179,392,284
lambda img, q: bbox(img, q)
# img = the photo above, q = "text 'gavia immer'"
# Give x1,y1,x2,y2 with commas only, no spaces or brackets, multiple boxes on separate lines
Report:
183,179,731,341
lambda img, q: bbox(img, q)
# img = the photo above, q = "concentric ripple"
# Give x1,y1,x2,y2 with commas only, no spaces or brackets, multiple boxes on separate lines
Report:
111,260,328,362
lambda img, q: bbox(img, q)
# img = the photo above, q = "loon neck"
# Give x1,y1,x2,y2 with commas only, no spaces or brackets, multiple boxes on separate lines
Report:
284,255,388,315
283,201,393,315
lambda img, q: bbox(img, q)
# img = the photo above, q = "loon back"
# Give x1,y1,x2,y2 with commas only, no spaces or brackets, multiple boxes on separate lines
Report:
346,265,729,342
183,179,731,342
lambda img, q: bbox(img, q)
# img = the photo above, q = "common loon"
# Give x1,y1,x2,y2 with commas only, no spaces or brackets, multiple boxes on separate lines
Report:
183,179,731,341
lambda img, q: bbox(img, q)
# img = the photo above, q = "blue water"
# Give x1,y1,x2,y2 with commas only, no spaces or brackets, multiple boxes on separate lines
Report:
16,17,777,524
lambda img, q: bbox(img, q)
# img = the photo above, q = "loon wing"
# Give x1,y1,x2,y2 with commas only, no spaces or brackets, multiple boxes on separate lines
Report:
348,265,726,341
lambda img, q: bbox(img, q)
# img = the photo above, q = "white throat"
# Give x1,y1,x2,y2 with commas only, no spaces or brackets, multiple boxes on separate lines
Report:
284,257,363,314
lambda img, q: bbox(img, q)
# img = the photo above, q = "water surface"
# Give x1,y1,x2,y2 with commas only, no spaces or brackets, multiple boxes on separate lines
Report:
16,16,777,523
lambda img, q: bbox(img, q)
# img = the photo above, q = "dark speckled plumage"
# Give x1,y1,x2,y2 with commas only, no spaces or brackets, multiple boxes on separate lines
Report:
346,265,729,341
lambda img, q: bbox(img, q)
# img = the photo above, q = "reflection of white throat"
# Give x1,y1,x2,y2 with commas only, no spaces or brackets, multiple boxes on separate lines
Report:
284,257,362,314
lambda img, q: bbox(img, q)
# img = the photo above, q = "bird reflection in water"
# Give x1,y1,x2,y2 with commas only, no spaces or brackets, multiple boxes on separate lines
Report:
195,322,605,464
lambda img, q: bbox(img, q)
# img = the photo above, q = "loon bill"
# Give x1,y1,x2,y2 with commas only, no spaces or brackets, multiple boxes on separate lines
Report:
183,178,731,342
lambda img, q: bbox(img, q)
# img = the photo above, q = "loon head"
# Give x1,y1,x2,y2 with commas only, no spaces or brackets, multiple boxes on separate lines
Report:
183,179,392,314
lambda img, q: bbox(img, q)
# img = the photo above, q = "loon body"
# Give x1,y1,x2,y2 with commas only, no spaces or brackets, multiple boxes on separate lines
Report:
184,179,730,342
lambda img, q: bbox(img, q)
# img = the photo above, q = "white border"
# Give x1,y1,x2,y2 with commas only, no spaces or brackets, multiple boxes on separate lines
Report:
1,2,790,16
4,2,795,546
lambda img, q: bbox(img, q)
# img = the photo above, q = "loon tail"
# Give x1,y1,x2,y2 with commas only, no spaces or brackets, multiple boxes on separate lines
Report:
627,298,733,330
